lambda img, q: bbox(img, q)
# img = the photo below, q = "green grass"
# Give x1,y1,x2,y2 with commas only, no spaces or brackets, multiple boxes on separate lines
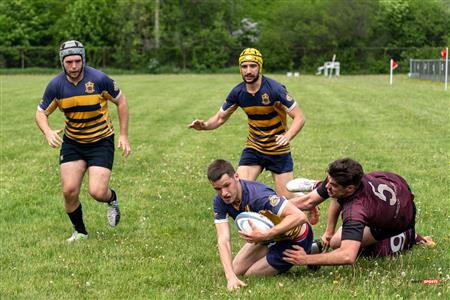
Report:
0,74,449,299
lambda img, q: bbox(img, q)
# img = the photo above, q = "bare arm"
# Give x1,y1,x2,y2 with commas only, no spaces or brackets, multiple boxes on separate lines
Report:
275,104,305,146
283,239,361,266
112,94,131,157
215,222,247,291
322,198,341,250
35,110,62,148
290,190,326,210
188,110,231,130
240,201,308,243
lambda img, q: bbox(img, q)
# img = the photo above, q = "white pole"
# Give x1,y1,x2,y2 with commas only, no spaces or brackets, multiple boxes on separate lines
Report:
445,47,448,91
389,59,393,85
409,58,412,77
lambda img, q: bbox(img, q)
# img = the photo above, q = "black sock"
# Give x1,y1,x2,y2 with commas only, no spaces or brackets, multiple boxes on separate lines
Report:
67,204,88,235
108,189,117,203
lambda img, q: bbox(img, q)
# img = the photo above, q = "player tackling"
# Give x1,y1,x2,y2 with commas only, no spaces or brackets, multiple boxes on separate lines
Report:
283,158,434,266
207,159,313,291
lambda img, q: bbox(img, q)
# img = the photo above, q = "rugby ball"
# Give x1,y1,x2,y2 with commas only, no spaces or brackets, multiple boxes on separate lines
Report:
235,212,274,233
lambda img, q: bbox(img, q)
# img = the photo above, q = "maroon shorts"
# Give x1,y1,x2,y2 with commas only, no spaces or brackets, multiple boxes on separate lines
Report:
362,228,415,257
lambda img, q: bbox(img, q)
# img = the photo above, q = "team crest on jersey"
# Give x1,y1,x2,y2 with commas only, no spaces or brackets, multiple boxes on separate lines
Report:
261,93,270,105
286,94,294,102
268,195,280,207
85,81,95,93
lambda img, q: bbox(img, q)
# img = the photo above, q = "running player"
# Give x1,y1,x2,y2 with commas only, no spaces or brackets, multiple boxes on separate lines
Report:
189,48,305,200
35,40,131,242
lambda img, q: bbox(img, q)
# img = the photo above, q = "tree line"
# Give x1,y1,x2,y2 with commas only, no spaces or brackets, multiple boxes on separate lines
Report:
0,0,448,73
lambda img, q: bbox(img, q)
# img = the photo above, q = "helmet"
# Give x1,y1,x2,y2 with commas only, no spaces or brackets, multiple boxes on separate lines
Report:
59,40,85,69
239,48,263,73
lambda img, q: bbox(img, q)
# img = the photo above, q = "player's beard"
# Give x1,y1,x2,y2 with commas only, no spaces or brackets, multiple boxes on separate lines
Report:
68,70,82,79
65,68,83,82
64,65,84,82
242,71,259,84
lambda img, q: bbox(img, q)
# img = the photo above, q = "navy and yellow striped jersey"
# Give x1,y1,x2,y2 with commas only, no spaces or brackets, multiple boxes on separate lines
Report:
222,75,297,155
38,66,121,144
213,179,301,241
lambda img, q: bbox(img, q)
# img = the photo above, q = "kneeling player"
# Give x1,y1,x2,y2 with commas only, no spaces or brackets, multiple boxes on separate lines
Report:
207,159,313,291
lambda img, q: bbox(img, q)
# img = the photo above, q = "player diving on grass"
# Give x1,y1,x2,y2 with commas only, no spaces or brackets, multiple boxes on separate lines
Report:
283,158,435,266
188,48,319,225
207,159,314,291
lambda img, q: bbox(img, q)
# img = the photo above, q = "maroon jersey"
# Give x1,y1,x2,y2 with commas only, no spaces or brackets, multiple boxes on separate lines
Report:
317,172,415,241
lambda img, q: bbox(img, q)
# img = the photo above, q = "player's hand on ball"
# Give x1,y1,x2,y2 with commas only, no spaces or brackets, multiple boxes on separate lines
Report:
46,128,63,148
188,119,206,130
238,220,268,243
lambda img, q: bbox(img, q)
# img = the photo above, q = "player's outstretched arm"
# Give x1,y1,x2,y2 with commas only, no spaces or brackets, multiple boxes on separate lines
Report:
35,110,63,148
215,222,246,291
283,239,361,266
290,190,325,210
188,110,230,131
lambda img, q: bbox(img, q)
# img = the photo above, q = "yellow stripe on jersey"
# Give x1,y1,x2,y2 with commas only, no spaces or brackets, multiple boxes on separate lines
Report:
241,105,276,115
222,103,239,114
248,118,282,128
242,103,290,154
57,94,113,143
248,126,280,137
246,142,290,155
44,99,59,115
273,102,288,128
58,94,101,109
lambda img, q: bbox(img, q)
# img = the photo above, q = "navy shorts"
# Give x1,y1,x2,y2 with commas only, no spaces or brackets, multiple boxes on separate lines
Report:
238,148,294,174
266,223,313,273
60,135,115,170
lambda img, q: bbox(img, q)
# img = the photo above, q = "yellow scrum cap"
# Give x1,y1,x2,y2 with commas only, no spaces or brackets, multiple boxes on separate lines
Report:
239,48,263,72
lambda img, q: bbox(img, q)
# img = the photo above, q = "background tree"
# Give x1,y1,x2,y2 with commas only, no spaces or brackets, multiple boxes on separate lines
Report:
0,0,448,72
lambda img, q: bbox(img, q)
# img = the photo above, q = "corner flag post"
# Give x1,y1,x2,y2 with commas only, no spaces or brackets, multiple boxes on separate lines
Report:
390,59,393,85
444,47,448,91
390,59,397,85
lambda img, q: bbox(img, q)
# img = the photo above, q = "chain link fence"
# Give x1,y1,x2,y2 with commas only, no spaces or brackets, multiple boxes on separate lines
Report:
0,46,446,74
409,59,449,82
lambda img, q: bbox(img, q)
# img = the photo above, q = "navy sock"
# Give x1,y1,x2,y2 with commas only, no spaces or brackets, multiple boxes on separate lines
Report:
108,189,117,203
67,204,87,235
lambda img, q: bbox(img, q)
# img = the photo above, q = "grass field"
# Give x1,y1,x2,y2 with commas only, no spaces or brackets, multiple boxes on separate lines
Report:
0,74,449,299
